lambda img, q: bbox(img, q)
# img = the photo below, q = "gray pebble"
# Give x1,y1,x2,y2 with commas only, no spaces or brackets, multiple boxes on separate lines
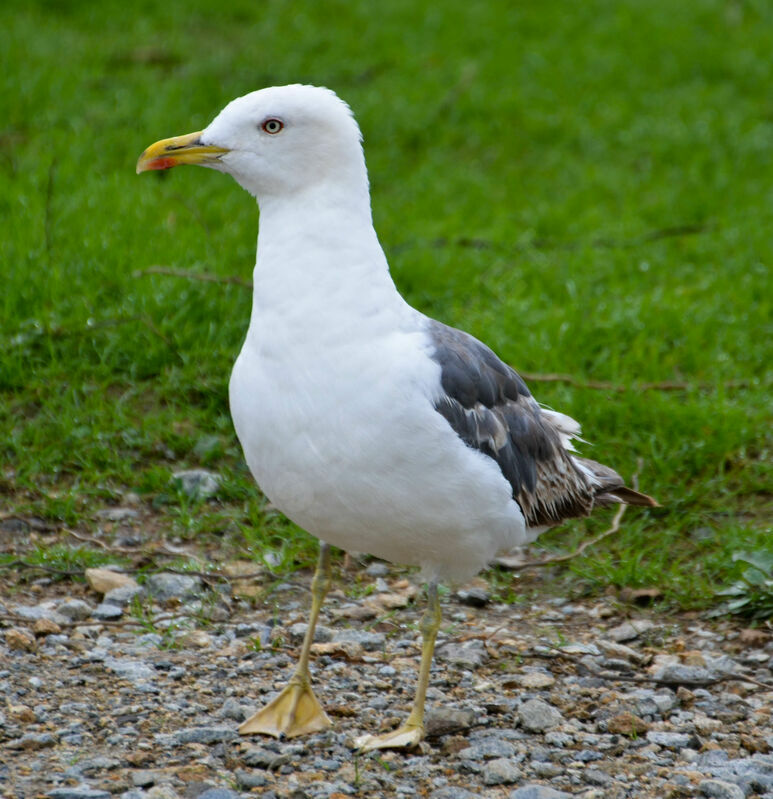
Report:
606,620,656,642
196,791,240,799
234,770,270,788
144,573,201,601
509,786,572,799
458,738,516,760
531,762,563,777
646,731,695,749
365,561,389,577
430,789,477,799
653,663,716,684
482,757,522,785
332,629,385,651
12,604,69,625
57,599,94,621
95,507,139,522
103,585,145,606
241,746,289,769
170,726,238,745
437,640,487,668
699,780,746,799
425,707,476,737
584,768,612,786
103,657,155,683
92,603,123,620
219,697,248,722
456,587,490,607
289,622,333,644
171,469,221,500
48,790,112,799
518,698,563,732
132,771,156,788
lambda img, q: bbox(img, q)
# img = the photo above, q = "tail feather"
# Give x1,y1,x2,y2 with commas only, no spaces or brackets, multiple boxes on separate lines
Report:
574,456,659,508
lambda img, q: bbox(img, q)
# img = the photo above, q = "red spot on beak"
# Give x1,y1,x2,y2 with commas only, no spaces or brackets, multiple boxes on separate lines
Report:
145,157,179,171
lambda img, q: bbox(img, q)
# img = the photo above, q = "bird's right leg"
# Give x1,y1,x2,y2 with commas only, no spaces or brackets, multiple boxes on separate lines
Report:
239,542,332,738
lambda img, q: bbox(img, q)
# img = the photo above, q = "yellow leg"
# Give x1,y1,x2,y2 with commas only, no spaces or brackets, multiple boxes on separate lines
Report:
239,543,333,738
354,581,441,751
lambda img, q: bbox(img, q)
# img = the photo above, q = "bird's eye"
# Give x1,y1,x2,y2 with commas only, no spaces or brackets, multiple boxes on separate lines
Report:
261,118,284,134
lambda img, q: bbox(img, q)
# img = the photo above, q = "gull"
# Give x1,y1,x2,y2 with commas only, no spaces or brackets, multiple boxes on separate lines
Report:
137,84,657,751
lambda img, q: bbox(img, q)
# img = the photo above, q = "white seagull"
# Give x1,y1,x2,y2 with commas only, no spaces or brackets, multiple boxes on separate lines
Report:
137,84,657,751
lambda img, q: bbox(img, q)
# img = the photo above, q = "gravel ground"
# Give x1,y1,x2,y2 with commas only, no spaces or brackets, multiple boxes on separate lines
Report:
2,550,773,799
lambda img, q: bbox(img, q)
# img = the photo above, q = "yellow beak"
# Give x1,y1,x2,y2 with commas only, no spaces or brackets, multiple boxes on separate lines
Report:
136,131,229,174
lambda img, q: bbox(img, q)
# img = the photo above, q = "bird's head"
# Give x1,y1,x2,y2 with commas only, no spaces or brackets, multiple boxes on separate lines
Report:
136,84,367,201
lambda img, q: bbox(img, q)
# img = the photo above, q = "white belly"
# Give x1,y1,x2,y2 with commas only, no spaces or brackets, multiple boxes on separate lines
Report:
228,318,526,581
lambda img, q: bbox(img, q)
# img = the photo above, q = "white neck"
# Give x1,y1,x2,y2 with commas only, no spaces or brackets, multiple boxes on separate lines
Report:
246,182,405,338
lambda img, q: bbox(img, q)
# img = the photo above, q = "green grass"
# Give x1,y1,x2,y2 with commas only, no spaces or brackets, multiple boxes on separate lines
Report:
1,0,771,611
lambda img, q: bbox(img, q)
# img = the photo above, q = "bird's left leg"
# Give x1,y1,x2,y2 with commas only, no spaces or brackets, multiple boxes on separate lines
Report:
354,580,441,751
239,542,333,738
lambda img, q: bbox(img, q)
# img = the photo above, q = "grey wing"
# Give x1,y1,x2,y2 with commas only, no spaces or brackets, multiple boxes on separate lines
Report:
427,320,598,527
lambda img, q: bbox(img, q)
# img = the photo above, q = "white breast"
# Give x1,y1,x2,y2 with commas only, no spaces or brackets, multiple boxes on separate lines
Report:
229,292,527,581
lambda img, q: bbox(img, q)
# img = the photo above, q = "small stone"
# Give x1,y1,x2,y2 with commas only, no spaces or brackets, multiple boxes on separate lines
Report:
365,561,389,577
196,790,240,799
606,620,656,642
518,698,563,732
11,604,68,625
289,622,333,644
596,639,647,664
180,630,212,648
57,599,94,621
652,663,715,684
514,672,556,690
8,704,36,723
47,789,112,799
456,587,490,607
104,584,145,606
95,507,139,522
146,788,180,799
242,746,289,769
172,469,221,500
431,789,477,799
483,758,522,785
606,712,650,736
425,707,476,737
32,617,62,636
458,738,516,760
368,591,411,610
104,656,156,683
332,629,385,651
509,786,572,799
7,732,57,750
438,640,487,668
740,734,771,753
646,731,695,749
234,770,270,788
694,714,723,735
92,603,123,620
85,567,138,595
220,697,249,722
584,768,612,786
132,771,157,787
6,628,37,651
171,726,238,745
145,572,201,602
698,779,745,799
738,628,768,647
310,640,363,659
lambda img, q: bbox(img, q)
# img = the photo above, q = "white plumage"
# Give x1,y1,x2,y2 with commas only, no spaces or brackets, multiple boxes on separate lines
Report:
137,84,655,749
